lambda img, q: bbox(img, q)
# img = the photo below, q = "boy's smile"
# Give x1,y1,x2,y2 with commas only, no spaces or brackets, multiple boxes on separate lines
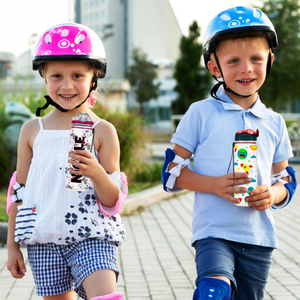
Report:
209,37,273,109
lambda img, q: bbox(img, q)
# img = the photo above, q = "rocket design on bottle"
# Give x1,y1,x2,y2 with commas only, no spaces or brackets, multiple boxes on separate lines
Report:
66,112,94,191
233,129,259,206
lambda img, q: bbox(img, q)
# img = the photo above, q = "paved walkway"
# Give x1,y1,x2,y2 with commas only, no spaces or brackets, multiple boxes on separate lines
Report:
1,165,300,299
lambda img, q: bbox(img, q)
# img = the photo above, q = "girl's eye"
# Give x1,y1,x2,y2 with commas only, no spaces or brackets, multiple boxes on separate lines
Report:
73,74,82,79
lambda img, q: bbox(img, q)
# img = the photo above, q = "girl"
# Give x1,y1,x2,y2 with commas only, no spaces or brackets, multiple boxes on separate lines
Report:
7,23,127,300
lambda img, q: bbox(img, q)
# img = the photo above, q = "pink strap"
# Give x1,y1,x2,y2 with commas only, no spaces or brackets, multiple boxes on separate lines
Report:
90,291,123,299
7,171,17,215
98,172,128,216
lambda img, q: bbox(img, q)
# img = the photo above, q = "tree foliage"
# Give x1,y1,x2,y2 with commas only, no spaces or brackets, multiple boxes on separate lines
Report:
172,21,211,115
257,0,300,110
125,47,160,113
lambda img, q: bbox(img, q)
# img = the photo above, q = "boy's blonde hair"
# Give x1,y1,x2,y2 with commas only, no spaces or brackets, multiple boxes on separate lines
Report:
216,35,270,54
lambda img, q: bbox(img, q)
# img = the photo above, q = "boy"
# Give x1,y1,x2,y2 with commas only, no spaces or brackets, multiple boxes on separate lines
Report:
162,6,297,300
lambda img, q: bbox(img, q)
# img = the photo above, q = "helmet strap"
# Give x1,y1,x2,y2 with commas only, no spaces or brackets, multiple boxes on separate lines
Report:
35,80,98,117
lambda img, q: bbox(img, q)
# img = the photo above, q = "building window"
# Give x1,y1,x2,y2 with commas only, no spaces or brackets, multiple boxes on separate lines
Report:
84,1,88,9
90,0,94,8
95,0,99,5
89,13,93,21
101,10,105,18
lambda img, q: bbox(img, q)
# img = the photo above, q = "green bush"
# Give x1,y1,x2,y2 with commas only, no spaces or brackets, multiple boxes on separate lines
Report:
132,162,163,183
93,104,149,181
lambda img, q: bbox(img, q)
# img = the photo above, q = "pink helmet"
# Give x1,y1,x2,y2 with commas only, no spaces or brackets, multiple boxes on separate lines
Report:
32,23,106,78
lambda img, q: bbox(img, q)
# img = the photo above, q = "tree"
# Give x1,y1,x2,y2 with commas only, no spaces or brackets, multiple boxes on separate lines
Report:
172,21,211,115
257,0,300,111
125,47,160,114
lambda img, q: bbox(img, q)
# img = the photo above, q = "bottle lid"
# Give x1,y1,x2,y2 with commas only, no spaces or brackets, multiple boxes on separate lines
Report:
235,129,259,141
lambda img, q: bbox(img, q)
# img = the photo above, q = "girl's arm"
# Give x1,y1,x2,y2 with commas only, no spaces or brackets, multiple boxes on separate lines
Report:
7,120,36,278
69,120,120,207
169,144,250,203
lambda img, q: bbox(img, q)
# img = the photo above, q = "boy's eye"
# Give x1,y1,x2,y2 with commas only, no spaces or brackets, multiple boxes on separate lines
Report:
52,74,61,78
229,59,239,64
251,57,261,62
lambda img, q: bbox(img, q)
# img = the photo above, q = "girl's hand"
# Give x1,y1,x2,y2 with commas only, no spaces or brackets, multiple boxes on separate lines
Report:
7,248,26,278
214,172,251,203
245,184,275,211
68,150,102,181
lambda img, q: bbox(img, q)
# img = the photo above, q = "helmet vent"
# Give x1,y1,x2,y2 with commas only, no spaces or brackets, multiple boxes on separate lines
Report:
45,34,52,44
61,29,69,37
254,9,262,19
220,13,231,21
235,7,245,14
75,33,86,44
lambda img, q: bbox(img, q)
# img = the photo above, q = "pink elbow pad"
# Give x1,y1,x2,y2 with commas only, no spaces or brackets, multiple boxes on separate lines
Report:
98,172,128,216
7,171,17,215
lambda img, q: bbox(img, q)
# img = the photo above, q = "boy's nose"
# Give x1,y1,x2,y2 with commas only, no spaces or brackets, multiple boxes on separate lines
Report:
240,60,253,73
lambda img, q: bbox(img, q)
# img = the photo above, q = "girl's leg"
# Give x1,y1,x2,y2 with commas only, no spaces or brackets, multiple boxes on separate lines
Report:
82,269,117,299
43,290,76,300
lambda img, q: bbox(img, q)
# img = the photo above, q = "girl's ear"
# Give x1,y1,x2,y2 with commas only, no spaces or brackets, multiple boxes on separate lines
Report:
207,59,222,79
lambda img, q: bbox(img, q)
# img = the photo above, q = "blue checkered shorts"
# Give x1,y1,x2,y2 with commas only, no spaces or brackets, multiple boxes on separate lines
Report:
27,238,119,300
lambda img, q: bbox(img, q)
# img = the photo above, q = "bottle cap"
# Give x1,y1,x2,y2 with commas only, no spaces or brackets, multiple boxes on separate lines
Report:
235,129,259,141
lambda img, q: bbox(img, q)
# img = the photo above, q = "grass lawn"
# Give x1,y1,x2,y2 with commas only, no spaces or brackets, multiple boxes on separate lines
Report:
0,189,8,222
0,181,161,223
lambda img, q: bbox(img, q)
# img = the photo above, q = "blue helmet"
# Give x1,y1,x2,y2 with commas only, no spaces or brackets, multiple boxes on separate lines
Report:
203,6,278,69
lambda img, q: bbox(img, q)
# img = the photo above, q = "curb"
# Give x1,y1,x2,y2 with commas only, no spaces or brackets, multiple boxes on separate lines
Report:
0,184,181,243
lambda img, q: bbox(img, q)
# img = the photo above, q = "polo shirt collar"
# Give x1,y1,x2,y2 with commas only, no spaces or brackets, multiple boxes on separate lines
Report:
215,87,269,119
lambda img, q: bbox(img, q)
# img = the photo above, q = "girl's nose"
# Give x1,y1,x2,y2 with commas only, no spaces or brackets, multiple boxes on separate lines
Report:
62,78,74,90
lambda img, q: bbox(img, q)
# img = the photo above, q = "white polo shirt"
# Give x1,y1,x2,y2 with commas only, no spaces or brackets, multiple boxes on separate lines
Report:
171,88,293,248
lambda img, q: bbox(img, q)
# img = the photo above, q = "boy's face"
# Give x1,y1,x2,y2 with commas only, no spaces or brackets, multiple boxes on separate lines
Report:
208,37,273,108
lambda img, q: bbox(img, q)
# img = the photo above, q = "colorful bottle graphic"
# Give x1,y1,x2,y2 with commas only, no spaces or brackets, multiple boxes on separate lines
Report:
233,129,259,206
66,113,94,191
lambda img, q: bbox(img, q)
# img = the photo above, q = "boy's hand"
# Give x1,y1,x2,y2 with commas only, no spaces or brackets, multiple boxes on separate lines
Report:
215,172,251,203
7,248,26,278
245,185,275,210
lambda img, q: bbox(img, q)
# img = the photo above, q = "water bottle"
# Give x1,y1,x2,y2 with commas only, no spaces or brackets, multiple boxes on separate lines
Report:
66,112,94,191
233,129,259,206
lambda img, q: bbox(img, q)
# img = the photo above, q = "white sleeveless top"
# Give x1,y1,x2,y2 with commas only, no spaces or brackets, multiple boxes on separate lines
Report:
15,118,125,247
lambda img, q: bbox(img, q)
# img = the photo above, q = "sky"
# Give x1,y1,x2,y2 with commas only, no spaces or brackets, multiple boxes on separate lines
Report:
0,0,260,58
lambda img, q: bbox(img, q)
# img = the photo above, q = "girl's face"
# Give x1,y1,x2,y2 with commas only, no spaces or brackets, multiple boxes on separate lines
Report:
43,61,94,111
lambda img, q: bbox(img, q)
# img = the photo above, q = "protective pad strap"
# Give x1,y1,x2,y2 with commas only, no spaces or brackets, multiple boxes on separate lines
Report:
7,171,25,215
162,148,191,192
90,291,123,299
98,171,128,216
272,166,297,209
193,277,231,300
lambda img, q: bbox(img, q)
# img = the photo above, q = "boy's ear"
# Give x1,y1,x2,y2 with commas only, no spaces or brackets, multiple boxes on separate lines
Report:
207,60,222,79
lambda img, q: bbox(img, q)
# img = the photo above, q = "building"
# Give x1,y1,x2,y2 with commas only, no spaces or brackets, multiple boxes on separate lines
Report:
74,0,181,79
74,0,182,118
0,52,14,80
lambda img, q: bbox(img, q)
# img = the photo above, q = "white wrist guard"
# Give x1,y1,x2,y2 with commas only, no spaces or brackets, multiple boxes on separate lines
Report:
271,166,297,209
162,148,191,193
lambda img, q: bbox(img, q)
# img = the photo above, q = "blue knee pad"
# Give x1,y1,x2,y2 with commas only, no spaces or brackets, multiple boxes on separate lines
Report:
193,278,231,300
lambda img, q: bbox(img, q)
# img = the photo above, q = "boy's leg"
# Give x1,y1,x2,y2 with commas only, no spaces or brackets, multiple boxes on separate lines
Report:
193,238,235,299
232,244,273,300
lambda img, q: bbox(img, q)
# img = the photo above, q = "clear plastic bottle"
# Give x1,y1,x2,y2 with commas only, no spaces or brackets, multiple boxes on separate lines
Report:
66,112,94,191
233,129,259,206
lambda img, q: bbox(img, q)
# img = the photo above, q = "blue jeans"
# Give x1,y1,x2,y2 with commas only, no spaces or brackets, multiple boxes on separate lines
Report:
193,238,273,300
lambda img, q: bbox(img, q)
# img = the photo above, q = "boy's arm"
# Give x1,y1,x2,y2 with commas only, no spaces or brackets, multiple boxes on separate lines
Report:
169,144,250,204
246,160,289,210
